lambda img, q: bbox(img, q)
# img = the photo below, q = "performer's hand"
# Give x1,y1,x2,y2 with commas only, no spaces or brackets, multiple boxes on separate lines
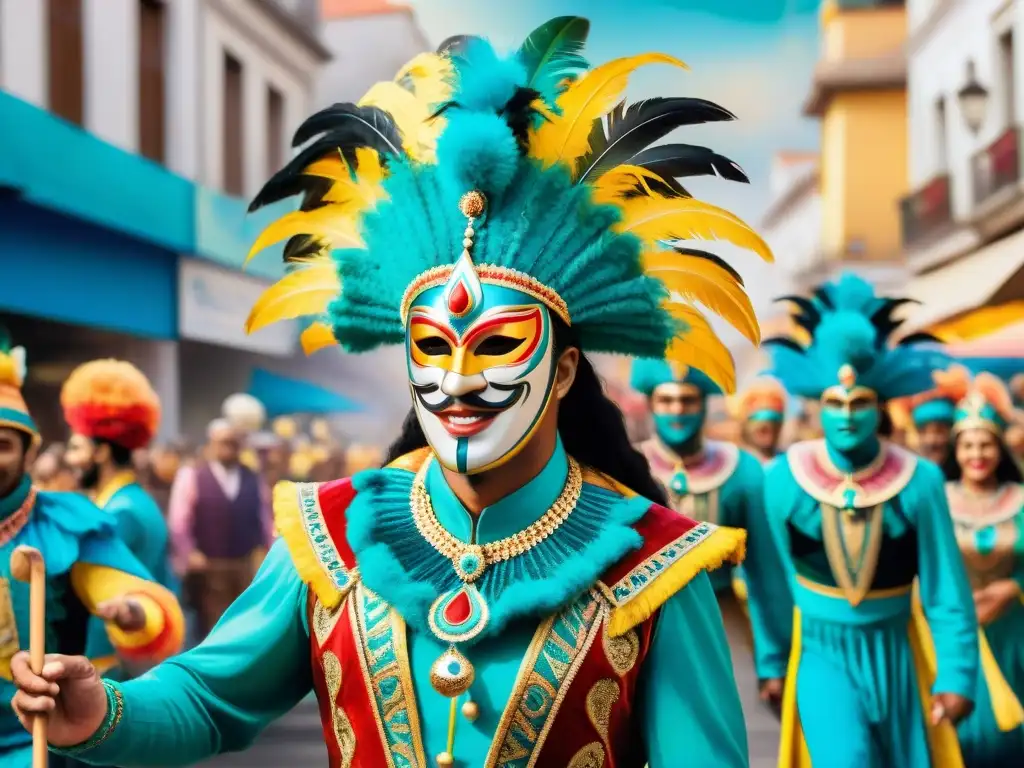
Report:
930,692,973,726
96,597,147,632
758,677,784,706
10,652,108,747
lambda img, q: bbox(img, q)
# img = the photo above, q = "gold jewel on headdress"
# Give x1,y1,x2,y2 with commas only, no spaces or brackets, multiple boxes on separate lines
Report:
411,455,583,767
952,391,1003,436
838,364,856,390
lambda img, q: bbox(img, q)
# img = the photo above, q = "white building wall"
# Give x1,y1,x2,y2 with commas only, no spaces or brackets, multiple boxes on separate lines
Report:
317,13,429,106
166,0,202,179
0,0,47,107
908,0,1023,220
83,0,139,151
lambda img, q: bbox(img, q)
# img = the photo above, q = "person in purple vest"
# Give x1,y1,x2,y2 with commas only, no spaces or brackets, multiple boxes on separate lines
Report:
167,418,273,638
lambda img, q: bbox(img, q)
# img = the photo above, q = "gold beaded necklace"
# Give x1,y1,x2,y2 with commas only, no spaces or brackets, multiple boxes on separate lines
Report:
411,455,583,766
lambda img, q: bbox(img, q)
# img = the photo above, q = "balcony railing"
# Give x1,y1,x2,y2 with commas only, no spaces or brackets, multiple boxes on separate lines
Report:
900,174,952,247
972,125,1021,206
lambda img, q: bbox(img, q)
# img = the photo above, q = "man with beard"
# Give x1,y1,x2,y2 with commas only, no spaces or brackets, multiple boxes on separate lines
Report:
0,334,184,767
13,21,775,766
631,359,792,707
62,360,174,594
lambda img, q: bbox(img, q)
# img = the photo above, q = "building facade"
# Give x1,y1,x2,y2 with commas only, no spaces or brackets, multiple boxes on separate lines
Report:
0,0,406,444
801,0,910,292
899,0,1024,343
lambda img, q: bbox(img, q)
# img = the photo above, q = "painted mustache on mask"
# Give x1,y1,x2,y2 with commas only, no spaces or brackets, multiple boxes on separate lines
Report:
412,382,528,413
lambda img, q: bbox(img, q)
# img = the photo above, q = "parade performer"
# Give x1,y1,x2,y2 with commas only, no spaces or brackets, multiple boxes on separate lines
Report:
940,371,1024,766
765,273,979,768
0,334,185,766
890,364,964,466
61,360,174,593
733,375,788,464
631,359,791,703
13,18,775,767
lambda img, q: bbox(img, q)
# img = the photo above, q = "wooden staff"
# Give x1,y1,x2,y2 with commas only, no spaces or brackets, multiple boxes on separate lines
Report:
11,545,47,768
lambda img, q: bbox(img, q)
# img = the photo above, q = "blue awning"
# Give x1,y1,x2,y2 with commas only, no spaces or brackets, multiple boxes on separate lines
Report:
247,368,364,416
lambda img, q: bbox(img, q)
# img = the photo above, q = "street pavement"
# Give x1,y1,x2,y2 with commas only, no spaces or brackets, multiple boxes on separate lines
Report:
198,624,779,767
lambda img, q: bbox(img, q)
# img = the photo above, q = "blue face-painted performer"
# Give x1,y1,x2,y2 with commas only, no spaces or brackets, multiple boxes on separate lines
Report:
939,369,1024,766
0,333,185,768
764,273,980,768
12,18,778,768
631,359,792,705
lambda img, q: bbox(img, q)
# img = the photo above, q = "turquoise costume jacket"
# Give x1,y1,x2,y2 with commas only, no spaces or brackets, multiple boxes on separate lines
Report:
60,440,752,767
767,440,980,768
101,482,175,593
0,477,184,766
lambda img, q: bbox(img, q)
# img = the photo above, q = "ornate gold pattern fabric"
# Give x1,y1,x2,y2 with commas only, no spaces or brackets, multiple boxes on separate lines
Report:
820,503,885,606
601,626,639,676
321,650,357,768
585,679,620,742
312,598,345,647
567,742,606,768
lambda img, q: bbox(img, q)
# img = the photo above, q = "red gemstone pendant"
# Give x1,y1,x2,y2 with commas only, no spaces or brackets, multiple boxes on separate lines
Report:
447,280,471,316
443,588,472,625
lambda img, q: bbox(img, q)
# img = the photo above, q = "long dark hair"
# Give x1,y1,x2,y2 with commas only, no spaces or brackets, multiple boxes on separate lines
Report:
384,313,668,504
941,431,1024,484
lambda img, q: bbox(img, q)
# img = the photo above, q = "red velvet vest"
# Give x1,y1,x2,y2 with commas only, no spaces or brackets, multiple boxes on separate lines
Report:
276,455,743,768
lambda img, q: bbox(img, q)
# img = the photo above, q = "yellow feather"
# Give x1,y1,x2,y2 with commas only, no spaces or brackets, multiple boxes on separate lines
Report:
245,262,340,334
591,165,672,205
246,207,363,265
529,53,689,171
664,301,737,393
616,195,774,263
304,149,387,215
644,250,760,345
393,52,454,108
358,81,434,159
300,322,337,355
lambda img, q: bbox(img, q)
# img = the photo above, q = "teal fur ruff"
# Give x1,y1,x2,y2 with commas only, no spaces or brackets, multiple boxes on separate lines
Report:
765,272,951,401
344,465,651,643
630,357,722,397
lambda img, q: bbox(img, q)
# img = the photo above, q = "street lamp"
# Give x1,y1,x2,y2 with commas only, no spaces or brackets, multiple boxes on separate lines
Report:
958,60,990,134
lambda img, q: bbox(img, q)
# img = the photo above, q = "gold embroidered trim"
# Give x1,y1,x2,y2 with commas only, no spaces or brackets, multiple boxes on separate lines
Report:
946,482,1024,529
400,263,572,326
312,598,345,647
567,742,606,768
820,503,884,606
321,651,357,767
411,455,583,577
647,440,740,497
585,679,620,742
601,626,639,676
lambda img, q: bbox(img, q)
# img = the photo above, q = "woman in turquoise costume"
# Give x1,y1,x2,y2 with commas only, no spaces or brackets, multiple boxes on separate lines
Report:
631,358,791,705
764,272,979,768
0,333,185,768
12,17,776,768
939,370,1024,766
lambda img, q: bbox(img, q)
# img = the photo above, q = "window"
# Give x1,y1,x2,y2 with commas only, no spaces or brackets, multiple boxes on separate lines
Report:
267,86,285,173
934,96,947,172
999,31,1016,126
223,53,244,196
138,0,166,162
48,0,84,125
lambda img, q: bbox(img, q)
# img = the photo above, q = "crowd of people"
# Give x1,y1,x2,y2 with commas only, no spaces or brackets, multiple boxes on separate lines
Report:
5,17,1024,768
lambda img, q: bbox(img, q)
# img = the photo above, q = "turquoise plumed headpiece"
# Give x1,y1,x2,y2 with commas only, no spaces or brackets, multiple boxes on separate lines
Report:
243,17,773,393
764,272,950,401
630,358,721,397
953,371,1020,437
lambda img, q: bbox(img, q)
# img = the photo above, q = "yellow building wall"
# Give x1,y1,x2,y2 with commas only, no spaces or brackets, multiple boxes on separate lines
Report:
822,6,906,62
821,89,908,262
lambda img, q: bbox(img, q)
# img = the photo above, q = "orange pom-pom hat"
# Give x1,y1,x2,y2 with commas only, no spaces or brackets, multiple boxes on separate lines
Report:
60,360,161,450
730,376,787,423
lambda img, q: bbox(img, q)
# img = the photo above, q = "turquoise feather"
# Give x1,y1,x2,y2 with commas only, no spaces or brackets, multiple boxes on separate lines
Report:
516,16,591,107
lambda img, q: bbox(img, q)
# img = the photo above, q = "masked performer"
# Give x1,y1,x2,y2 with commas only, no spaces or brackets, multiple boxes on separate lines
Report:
14,19,777,768
890,365,963,466
764,273,979,768
631,359,791,703
61,360,174,593
0,335,184,767
940,371,1024,766
733,376,787,464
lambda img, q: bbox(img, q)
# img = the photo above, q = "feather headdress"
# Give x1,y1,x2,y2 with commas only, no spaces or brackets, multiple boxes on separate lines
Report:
764,272,950,401
953,370,1023,436
629,358,722,398
889,364,970,428
0,327,38,444
61,360,161,450
244,17,772,393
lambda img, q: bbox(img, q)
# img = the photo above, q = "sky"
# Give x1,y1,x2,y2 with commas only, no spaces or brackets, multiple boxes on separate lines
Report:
404,0,824,354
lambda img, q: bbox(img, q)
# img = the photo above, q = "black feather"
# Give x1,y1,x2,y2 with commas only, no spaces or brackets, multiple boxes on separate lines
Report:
762,337,806,354
775,295,822,334
629,143,749,184
290,103,404,153
870,297,918,346
500,87,544,150
575,98,737,184
437,35,478,56
622,175,690,199
669,247,745,286
283,235,326,263
898,331,944,347
812,286,834,310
